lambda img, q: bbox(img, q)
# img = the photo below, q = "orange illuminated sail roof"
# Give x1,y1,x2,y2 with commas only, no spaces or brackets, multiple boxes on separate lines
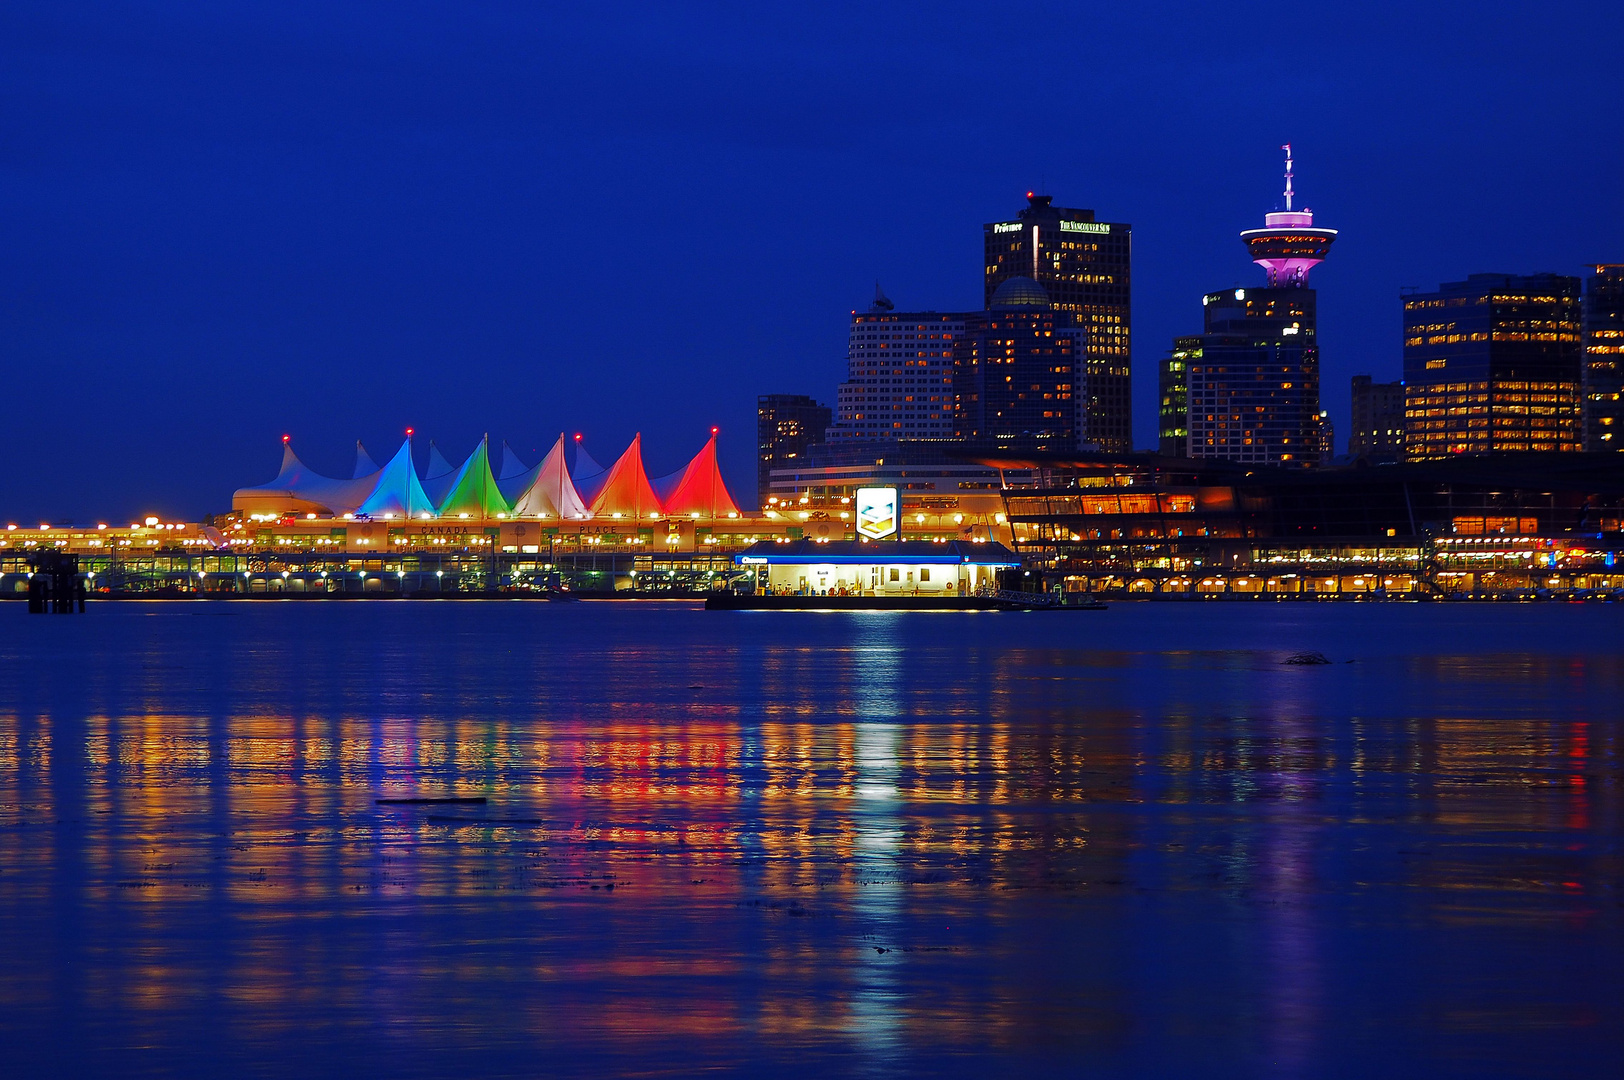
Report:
589,434,662,519
658,433,740,518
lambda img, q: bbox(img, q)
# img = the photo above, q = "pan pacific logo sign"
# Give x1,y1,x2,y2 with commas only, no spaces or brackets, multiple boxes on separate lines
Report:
855,487,899,540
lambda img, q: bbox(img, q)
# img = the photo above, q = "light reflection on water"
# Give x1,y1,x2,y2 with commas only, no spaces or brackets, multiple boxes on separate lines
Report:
0,601,1620,1077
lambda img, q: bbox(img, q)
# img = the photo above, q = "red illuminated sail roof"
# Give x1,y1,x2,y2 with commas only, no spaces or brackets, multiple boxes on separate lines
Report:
658,434,740,519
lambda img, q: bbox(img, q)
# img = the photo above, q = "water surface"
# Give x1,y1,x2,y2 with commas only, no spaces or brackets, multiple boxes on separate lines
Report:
1,601,1619,1076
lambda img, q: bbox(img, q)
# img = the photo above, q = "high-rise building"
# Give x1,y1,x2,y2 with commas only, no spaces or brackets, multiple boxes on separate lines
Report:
1317,411,1335,464
1184,288,1323,465
1402,273,1583,458
757,394,831,507
953,277,1080,453
1583,265,1624,450
825,286,965,445
1159,336,1200,456
984,194,1132,451
1349,375,1405,461
1164,147,1334,466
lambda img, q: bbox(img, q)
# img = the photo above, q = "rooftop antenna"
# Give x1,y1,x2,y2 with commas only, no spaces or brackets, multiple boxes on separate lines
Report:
1282,143,1294,212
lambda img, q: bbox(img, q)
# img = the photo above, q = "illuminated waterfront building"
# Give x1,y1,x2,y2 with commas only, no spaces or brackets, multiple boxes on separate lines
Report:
1583,264,1624,450
953,277,1080,454
984,194,1132,451
760,439,1017,543
756,394,831,506
733,539,1018,598
984,450,1624,600
1164,147,1332,467
825,287,964,445
1158,336,1200,456
1179,287,1323,466
1317,410,1335,464
1402,273,1583,458
1350,375,1405,462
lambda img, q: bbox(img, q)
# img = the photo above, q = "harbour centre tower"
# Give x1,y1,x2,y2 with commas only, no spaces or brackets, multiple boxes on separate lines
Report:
1161,146,1335,465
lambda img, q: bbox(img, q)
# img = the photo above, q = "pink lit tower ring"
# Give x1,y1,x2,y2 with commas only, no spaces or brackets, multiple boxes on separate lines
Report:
1239,144,1336,287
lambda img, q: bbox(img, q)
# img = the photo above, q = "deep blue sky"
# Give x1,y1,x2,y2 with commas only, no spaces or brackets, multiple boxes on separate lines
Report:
4,2,1622,521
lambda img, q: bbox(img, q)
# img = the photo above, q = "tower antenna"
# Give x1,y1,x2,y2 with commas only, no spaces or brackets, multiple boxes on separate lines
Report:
1282,143,1294,212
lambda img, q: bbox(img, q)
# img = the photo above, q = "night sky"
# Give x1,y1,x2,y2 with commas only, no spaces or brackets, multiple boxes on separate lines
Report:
4,2,1621,522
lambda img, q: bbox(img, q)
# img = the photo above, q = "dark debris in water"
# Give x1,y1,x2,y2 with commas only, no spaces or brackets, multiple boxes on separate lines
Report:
1283,651,1333,665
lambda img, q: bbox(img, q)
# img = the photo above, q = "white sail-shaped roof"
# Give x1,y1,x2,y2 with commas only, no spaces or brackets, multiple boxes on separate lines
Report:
512,435,591,520
233,440,379,516
426,441,454,476
353,441,380,478
422,441,459,507
357,438,434,519
496,441,538,502
497,441,530,479
571,441,609,505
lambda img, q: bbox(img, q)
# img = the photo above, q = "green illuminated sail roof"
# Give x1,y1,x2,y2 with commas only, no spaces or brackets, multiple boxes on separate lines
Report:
437,435,511,518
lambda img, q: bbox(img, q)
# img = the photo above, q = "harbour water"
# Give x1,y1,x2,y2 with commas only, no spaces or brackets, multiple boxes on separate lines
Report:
0,601,1619,1076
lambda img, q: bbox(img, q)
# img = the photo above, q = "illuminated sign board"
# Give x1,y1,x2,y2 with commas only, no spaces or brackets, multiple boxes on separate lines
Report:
993,222,1023,234
1060,221,1110,234
855,487,899,540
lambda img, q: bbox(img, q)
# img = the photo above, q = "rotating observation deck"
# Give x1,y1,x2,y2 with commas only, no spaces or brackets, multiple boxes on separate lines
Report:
1240,210,1337,287
1239,145,1336,287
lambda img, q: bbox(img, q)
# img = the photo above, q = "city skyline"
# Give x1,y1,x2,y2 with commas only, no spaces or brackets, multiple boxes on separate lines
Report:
3,4,1622,521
